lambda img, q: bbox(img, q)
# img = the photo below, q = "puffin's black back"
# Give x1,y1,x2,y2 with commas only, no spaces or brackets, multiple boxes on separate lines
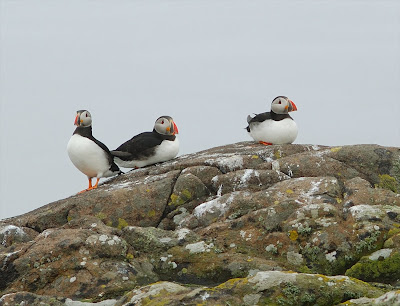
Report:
112,130,176,161
73,126,121,173
246,111,293,132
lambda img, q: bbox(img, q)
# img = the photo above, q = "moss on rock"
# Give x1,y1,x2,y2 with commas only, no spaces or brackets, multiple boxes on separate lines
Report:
345,250,400,283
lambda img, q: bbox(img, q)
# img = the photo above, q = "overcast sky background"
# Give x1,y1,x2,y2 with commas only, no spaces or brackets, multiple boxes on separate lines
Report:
1,0,399,220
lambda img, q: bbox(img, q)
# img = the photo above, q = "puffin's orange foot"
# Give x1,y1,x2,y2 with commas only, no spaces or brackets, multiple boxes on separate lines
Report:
259,141,273,146
77,178,99,194
77,185,99,194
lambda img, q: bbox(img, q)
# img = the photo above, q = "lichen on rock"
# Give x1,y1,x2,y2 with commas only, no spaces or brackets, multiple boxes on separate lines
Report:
2,142,400,305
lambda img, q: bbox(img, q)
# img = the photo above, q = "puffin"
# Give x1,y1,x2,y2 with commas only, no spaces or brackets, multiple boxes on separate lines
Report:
246,96,298,145
67,110,122,193
111,116,179,168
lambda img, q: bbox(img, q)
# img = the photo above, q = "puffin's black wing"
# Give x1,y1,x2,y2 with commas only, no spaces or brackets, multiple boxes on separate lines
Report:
246,112,272,132
248,112,272,123
246,111,294,131
112,131,172,161
89,137,121,172
73,126,120,172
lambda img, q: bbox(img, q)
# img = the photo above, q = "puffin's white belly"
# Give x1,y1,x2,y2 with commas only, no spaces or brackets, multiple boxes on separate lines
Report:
115,137,180,168
67,134,112,178
249,118,298,144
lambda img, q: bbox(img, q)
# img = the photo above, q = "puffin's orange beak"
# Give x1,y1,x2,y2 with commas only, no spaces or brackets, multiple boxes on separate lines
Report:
74,114,79,126
288,100,297,112
172,121,179,135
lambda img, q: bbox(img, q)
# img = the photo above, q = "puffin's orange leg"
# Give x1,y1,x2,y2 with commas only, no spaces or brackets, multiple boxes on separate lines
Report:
259,141,273,146
92,178,100,189
85,178,100,191
78,178,93,194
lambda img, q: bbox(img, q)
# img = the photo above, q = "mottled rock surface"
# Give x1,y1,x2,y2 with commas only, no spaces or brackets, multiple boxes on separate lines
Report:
2,142,400,305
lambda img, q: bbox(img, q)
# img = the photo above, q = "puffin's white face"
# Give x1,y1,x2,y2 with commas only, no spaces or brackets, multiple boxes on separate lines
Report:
154,116,179,136
74,110,92,127
270,96,297,114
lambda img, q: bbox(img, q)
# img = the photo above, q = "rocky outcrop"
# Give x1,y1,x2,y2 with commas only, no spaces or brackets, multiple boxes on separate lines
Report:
2,142,400,305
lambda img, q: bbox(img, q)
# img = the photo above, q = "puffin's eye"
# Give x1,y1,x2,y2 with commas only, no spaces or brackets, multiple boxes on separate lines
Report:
161,120,164,124
86,113,88,117
278,101,281,104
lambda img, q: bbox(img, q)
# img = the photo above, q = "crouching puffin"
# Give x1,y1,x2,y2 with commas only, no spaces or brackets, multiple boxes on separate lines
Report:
246,96,298,145
67,110,122,193
111,116,179,168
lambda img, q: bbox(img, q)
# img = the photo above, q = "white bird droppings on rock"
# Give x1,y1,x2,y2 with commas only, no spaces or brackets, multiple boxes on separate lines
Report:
159,237,172,243
99,235,108,243
206,155,244,172
185,241,214,254
176,228,191,241
325,251,337,262
248,271,296,292
369,249,392,261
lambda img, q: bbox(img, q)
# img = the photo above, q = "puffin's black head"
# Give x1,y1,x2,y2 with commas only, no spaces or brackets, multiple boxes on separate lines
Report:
154,116,179,136
270,96,297,114
74,110,92,127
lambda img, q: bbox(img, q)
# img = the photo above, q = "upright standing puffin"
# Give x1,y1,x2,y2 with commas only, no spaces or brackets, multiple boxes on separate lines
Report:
246,96,298,145
111,116,179,168
67,110,122,193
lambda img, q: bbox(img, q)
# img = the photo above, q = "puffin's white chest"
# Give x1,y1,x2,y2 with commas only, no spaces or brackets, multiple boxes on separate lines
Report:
115,137,180,168
67,134,111,178
249,118,298,144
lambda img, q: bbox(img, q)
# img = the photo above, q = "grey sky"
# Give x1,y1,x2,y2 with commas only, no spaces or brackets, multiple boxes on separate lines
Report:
1,0,399,219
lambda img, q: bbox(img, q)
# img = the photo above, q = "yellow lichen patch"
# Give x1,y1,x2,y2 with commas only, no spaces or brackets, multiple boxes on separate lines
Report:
274,200,280,205
126,253,134,260
96,212,107,220
330,146,342,153
181,189,192,200
289,230,299,241
384,237,394,248
148,210,156,217
67,215,73,222
251,155,259,159
286,189,294,194
169,193,179,205
117,218,128,230
215,277,246,290
274,150,282,159
332,276,348,283
388,227,400,237
314,274,331,283
169,193,185,206
336,198,342,204
377,174,399,193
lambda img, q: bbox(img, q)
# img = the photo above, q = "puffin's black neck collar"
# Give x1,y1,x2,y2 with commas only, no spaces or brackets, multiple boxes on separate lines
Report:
152,129,176,141
73,126,93,137
271,111,292,121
